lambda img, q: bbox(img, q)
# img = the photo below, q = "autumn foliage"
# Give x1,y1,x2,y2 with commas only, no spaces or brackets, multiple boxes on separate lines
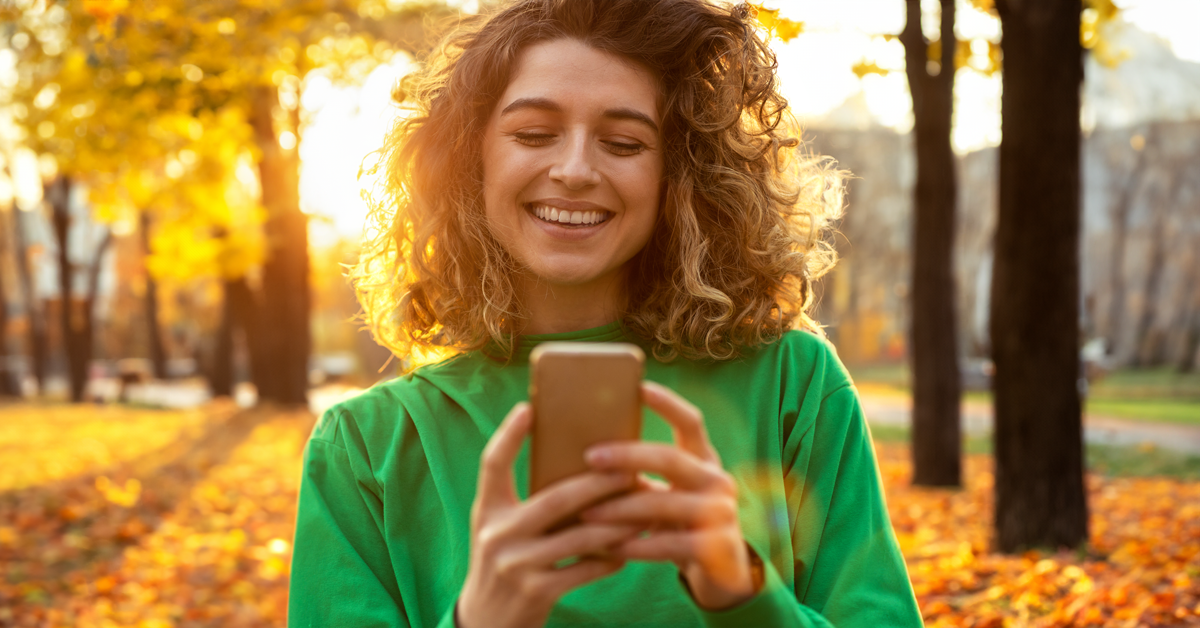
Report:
0,403,309,627
0,403,1197,627
878,443,1200,626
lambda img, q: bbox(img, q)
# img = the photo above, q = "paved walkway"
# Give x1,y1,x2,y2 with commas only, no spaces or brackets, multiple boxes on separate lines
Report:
61,377,1200,455
860,393,1200,455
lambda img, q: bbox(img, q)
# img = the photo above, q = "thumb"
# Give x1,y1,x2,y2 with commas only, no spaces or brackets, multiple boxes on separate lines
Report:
476,402,531,513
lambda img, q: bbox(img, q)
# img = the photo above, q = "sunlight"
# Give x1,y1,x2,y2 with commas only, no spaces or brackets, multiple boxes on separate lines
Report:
298,52,415,247
770,0,1002,153
1121,0,1200,62
294,0,1196,245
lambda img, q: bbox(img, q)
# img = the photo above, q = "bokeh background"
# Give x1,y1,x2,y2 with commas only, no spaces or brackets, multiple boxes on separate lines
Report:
1,1,1198,626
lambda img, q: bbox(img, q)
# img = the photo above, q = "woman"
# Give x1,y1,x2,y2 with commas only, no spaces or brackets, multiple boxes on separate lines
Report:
289,1,923,626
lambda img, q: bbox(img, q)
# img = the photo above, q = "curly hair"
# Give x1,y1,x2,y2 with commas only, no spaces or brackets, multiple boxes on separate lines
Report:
352,0,844,365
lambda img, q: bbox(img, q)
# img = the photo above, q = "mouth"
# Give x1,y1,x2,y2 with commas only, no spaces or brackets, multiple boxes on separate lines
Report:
525,203,613,228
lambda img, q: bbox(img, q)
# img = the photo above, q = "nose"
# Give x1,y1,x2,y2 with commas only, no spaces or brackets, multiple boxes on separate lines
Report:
548,131,602,190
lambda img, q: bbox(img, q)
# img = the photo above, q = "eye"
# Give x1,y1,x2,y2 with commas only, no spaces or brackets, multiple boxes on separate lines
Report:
513,132,555,147
604,140,644,156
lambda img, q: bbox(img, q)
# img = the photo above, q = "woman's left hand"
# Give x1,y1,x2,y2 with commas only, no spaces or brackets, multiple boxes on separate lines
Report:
581,381,761,610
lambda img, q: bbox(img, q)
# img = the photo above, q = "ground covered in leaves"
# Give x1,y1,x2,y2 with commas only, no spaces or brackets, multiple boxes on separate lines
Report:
1,402,1198,627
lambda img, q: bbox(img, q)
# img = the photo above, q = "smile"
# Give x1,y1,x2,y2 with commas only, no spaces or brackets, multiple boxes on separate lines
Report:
527,203,612,227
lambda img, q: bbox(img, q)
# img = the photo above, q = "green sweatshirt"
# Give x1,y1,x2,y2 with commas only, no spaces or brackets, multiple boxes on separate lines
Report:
289,322,923,627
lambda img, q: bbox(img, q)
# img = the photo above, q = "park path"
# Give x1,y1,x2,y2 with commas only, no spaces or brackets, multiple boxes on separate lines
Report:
315,384,1200,456
859,392,1200,455
78,376,1200,455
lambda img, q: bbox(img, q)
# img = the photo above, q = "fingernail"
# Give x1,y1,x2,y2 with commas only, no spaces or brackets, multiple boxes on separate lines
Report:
586,447,611,465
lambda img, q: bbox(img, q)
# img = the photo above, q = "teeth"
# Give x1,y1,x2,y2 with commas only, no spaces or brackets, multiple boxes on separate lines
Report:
532,204,606,226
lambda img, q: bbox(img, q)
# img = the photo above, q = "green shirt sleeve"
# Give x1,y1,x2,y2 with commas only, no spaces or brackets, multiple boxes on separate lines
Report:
695,345,923,627
288,408,459,628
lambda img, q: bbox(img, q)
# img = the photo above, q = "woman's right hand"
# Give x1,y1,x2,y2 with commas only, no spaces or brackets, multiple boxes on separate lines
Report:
456,402,638,628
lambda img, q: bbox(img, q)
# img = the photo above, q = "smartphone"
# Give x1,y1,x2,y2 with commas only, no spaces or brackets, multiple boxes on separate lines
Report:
528,342,645,496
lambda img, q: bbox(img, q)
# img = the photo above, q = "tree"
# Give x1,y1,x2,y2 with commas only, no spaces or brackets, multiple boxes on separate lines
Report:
990,0,1088,552
1100,126,1150,357
138,212,168,380
1178,268,1200,373
11,206,48,394
5,0,452,404
46,175,112,402
899,0,962,487
0,202,21,397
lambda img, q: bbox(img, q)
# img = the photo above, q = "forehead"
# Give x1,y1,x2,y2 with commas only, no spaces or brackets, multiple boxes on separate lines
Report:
498,38,662,122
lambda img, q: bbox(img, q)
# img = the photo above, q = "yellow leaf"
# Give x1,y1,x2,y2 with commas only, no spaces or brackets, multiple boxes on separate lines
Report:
968,0,996,15
775,18,804,42
852,60,889,79
751,4,803,42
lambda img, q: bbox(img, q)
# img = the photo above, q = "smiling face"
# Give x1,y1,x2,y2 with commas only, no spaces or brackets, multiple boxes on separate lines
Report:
481,38,664,296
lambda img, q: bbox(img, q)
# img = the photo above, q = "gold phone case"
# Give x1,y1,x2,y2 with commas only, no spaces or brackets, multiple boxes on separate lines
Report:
528,342,645,495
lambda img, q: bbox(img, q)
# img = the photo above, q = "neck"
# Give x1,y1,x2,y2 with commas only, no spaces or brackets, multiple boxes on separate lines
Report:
515,271,626,335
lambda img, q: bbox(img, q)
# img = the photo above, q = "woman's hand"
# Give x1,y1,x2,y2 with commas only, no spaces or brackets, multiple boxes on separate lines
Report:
457,403,638,628
580,382,762,611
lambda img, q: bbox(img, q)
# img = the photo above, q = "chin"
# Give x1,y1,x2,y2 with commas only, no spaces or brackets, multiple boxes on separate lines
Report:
525,258,612,287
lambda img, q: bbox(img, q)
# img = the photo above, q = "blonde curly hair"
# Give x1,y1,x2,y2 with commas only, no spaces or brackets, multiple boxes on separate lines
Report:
352,0,844,365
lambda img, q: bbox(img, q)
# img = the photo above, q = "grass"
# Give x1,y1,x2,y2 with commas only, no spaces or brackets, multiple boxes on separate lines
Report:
848,363,1200,425
1086,441,1200,480
1090,367,1200,399
870,423,993,455
869,423,1200,481
1085,398,1200,425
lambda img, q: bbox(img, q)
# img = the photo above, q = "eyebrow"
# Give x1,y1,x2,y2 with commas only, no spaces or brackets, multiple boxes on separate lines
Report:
499,97,660,133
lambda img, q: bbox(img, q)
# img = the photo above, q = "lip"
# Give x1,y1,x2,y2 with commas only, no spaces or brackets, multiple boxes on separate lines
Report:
523,199,613,241
527,197,611,213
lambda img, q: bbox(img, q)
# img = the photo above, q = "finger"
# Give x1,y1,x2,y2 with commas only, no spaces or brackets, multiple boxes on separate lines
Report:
636,474,670,493
581,491,737,528
520,472,636,534
613,529,698,563
586,442,729,493
531,557,626,600
641,382,716,461
504,523,638,570
617,531,749,593
615,530,743,569
477,403,532,512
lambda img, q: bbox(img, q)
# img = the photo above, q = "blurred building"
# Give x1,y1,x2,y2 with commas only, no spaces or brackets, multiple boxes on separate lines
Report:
808,23,1200,369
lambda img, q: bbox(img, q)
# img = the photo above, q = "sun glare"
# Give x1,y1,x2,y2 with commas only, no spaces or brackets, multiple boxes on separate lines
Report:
295,1,1194,247
768,0,1004,153
298,52,415,249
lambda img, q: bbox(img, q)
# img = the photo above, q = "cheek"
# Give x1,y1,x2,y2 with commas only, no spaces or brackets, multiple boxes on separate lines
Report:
483,146,540,210
481,145,522,228
623,158,663,226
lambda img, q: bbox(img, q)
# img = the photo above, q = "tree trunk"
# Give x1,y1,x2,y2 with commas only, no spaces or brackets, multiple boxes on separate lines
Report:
1102,129,1149,359
1177,243,1200,373
48,177,113,403
139,211,168,380
1179,307,1200,374
0,206,21,397
226,274,272,402
901,0,962,487
86,231,113,366
209,278,236,398
249,84,311,406
1133,211,1168,366
48,177,89,402
991,0,1088,552
12,208,47,393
